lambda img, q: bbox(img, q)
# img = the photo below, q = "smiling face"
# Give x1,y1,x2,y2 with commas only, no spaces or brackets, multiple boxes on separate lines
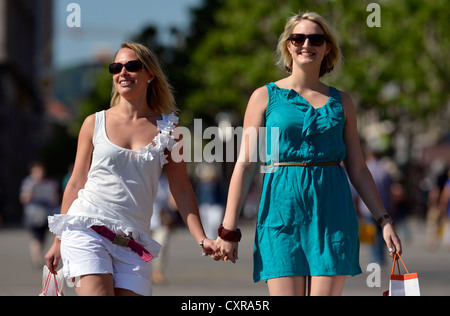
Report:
112,48,153,103
287,19,331,73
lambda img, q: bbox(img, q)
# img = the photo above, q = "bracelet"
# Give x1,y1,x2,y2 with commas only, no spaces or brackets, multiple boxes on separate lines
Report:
377,214,393,227
199,238,207,256
218,224,242,242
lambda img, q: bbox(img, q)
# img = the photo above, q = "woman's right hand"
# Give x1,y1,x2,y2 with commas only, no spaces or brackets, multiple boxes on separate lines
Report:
44,237,61,272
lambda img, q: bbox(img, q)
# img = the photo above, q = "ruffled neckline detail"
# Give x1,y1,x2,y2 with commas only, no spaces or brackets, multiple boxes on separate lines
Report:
269,83,344,137
138,112,179,166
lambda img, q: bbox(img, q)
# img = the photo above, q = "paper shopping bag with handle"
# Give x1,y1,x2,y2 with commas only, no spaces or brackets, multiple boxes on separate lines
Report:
383,252,420,296
39,265,64,296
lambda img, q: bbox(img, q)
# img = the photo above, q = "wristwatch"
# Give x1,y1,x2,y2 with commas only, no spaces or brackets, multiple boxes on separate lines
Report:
218,224,242,242
377,214,393,227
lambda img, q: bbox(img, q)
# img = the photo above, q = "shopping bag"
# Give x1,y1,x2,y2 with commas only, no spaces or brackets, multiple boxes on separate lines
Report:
39,265,64,296
383,252,420,296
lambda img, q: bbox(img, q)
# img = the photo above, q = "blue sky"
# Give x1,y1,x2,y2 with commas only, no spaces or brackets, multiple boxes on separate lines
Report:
53,0,201,69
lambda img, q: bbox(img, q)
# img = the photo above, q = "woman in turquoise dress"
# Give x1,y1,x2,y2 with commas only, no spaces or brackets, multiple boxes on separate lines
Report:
216,12,402,295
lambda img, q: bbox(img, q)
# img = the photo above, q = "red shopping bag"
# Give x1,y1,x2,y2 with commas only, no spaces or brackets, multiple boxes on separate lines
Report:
383,252,420,296
39,266,64,296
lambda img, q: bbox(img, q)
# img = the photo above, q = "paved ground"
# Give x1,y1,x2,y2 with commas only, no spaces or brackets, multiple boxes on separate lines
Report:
0,217,448,296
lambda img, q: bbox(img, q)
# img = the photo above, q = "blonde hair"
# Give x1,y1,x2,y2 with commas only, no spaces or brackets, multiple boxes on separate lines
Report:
110,42,178,114
277,11,342,78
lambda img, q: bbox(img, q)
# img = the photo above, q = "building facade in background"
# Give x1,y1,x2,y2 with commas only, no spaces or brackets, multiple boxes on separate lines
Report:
0,0,53,224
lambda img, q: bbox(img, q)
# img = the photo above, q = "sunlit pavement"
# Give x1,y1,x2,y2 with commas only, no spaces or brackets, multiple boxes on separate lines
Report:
0,217,448,296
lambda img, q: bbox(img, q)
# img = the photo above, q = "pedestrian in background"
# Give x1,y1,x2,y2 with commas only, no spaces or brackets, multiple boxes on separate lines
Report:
20,161,59,268
45,42,217,296
215,11,402,296
426,163,449,250
355,143,394,265
196,163,225,239
439,170,450,250
150,173,178,285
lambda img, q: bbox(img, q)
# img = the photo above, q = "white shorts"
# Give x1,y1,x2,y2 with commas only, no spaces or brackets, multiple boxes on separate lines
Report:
60,227,152,296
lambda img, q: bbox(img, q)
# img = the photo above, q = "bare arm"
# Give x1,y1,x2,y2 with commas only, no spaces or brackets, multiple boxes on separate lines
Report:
45,114,95,270
60,115,95,215
217,87,269,262
341,91,402,255
164,131,218,255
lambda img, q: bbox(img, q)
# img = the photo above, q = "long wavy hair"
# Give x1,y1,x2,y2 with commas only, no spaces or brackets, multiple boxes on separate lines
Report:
110,42,178,114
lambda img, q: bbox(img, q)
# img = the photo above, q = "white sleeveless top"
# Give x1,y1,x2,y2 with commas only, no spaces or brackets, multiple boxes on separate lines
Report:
48,110,179,256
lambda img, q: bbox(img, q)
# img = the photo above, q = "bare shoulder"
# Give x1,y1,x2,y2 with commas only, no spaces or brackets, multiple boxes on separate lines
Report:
82,113,96,129
79,113,96,140
338,90,356,117
83,113,96,125
251,86,269,102
273,77,289,89
248,86,269,111
339,90,354,107
243,86,269,128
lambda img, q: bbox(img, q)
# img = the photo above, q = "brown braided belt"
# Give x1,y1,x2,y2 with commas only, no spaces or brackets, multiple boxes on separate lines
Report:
265,162,340,169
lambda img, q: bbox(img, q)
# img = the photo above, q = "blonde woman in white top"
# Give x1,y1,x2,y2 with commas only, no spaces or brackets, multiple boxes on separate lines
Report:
45,42,217,296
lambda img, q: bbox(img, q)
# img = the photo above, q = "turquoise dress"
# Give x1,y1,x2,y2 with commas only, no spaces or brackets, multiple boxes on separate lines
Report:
253,82,362,282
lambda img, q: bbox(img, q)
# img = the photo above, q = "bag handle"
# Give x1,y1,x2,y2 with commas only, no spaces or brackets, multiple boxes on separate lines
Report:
390,252,410,275
41,270,60,296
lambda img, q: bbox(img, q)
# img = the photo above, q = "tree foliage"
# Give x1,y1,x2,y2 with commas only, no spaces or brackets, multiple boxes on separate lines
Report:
78,0,449,131
180,0,449,126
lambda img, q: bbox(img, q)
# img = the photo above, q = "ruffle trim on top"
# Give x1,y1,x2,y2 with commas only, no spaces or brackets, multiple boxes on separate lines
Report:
273,84,344,138
138,112,179,166
48,214,161,258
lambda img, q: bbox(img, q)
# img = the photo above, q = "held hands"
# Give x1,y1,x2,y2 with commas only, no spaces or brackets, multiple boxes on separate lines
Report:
199,237,239,263
201,225,241,263
199,238,219,256
199,237,239,262
212,224,241,263
213,237,239,263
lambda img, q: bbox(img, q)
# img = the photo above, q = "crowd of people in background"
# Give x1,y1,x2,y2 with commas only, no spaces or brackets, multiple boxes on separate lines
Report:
17,154,450,278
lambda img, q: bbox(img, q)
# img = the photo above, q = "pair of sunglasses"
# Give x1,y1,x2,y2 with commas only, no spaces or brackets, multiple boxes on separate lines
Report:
288,34,328,47
109,60,146,74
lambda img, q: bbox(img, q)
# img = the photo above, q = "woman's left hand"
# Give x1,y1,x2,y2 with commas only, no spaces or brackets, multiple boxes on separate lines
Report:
381,222,402,257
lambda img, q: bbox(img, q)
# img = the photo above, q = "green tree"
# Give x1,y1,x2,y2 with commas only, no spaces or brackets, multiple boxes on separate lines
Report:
76,65,111,130
177,0,449,208
334,0,449,119
183,0,449,125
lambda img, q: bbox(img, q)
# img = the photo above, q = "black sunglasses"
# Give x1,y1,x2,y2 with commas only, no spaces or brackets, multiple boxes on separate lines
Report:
109,60,146,74
288,34,328,47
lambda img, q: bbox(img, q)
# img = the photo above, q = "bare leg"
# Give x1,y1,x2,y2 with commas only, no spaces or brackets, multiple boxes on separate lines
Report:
114,288,142,296
75,274,114,296
309,275,346,296
267,276,307,296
